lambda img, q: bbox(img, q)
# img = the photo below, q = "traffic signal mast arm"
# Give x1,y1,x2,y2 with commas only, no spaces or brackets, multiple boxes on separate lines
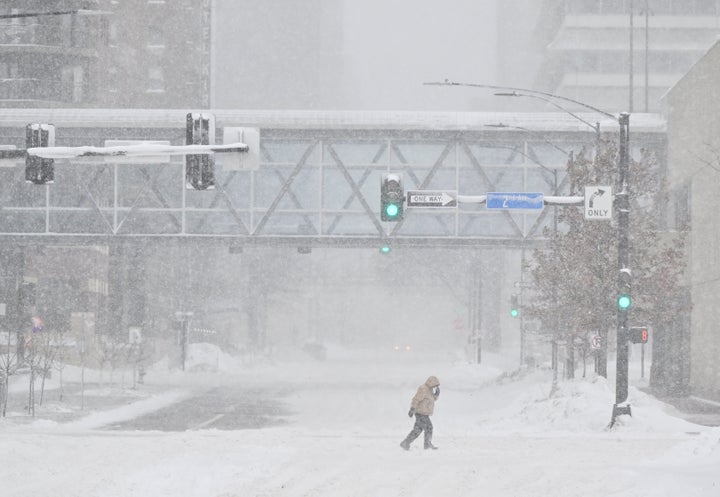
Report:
453,194,583,205
26,142,249,160
543,195,583,205
14,114,255,189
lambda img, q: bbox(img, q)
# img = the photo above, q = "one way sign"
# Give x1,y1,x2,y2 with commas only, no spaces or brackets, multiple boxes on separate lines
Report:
406,190,457,208
584,186,612,220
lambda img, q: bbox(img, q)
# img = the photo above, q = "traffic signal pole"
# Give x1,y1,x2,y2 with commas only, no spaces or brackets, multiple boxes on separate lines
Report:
611,112,632,427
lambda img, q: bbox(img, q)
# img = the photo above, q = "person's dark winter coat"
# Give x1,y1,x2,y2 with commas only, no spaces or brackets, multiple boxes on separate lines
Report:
400,376,440,450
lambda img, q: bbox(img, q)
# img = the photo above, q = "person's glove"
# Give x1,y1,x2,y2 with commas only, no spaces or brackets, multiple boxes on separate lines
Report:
408,408,415,417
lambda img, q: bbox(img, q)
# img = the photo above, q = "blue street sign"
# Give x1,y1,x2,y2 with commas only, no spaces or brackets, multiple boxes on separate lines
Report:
486,192,544,211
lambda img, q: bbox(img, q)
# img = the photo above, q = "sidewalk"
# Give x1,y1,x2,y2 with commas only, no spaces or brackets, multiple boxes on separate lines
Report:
2,375,168,426
657,395,720,427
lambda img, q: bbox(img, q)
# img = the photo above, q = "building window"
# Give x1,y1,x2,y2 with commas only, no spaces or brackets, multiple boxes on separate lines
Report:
146,25,165,50
147,66,165,93
60,65,85,103
565,0,642,15
673,182,691,230
568,0,720,16
0,62,19,78
106,66,118,94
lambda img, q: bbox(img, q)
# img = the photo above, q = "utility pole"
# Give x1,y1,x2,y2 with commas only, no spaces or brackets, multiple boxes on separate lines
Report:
519,245,527,366
175,311,193,371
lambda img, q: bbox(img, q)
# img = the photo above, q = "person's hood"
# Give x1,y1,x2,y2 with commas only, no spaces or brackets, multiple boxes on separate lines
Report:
425,376,440,388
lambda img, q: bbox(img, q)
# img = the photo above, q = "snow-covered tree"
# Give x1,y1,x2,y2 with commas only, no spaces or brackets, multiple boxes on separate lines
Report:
528,139,689,390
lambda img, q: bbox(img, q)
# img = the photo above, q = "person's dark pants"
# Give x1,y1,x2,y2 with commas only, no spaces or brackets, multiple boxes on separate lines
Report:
403,413,433,448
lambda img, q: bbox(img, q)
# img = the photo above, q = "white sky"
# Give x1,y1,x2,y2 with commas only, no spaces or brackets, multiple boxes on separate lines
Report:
213,0,498,111
2,344,719,497
341,0,498,111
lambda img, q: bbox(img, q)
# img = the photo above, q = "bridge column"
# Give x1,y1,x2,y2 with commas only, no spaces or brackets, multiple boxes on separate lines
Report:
482,249,504,351
107,243,147,340
245,256,267,353
0,246,27,359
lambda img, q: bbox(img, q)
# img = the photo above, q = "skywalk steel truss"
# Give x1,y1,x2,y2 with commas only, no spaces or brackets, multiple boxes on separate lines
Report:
0,109,665,248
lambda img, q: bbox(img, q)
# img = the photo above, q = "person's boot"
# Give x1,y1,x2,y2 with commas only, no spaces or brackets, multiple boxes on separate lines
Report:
400,439,410,450
424,442,438,450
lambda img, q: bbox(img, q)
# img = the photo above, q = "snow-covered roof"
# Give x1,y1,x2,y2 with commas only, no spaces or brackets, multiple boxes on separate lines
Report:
661,37,720,102
0,108,666,134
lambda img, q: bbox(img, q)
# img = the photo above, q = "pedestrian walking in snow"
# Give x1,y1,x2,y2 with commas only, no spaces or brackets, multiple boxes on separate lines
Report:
400,375,440,450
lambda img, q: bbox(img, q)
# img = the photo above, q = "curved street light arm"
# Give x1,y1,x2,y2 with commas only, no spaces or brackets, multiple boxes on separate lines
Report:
481,137,556,176
494,92,600,136
423,80,619,122
485,123,571,157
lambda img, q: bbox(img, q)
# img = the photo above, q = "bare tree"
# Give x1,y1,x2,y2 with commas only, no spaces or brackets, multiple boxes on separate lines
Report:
0,325,20,417
53,331,68,402
26,333,40,417
36,329,62,406
96,334,125,385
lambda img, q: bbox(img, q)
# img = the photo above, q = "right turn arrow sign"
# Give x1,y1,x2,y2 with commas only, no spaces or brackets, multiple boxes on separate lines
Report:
584,186,612,220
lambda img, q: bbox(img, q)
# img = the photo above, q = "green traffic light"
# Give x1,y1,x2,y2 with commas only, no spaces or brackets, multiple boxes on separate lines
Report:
385,203,399,218
380,246,391,254
510,309,519,318
617,294,631,310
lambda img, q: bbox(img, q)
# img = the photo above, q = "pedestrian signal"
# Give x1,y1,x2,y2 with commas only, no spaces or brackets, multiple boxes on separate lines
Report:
629,326,649,344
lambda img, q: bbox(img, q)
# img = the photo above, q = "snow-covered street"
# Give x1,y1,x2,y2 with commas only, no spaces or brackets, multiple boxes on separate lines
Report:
2,346,718,497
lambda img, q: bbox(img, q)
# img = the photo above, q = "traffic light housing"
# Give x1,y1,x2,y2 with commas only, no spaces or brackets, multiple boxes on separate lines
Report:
510,294,519,318
185,113,215,190
629,326,649,344
617,267,631,311
25,123,55,184
380,173,404,221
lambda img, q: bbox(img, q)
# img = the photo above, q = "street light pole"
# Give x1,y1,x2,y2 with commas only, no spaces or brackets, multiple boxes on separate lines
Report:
612,112,632,426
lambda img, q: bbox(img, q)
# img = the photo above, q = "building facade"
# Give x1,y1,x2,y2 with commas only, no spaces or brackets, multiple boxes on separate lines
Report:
97,0,210,108
0,0,210,109
0,0,107,107
665,39,720,401
519,0,720,113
